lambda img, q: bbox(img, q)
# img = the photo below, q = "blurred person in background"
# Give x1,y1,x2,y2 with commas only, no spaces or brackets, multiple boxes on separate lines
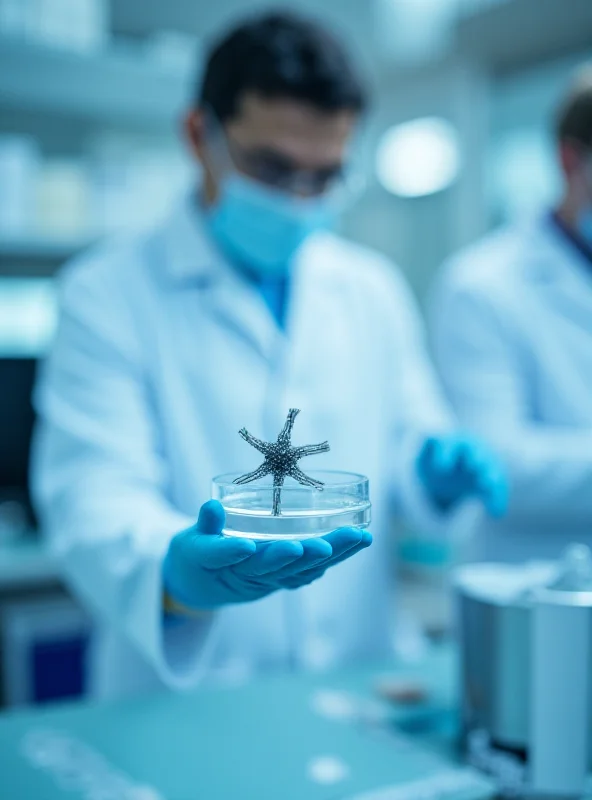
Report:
430,65,592,564
32,11,506,700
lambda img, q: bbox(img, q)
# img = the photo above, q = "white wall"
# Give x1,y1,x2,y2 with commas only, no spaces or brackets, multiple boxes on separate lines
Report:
342,59,490,302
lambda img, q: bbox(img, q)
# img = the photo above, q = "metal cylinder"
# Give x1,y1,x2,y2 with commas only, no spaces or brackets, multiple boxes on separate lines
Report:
455,558,592,769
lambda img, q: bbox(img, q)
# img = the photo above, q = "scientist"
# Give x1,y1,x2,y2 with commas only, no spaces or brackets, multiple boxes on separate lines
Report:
32,11,507,700
430,66,592,563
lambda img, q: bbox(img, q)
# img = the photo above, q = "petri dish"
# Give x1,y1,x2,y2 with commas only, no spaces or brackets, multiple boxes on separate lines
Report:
212,470,371,540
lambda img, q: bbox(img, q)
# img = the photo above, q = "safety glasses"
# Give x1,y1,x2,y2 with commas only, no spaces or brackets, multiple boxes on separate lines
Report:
202,109,365,206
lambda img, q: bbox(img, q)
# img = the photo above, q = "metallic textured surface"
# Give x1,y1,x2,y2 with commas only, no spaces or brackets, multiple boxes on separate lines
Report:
234,409,330,516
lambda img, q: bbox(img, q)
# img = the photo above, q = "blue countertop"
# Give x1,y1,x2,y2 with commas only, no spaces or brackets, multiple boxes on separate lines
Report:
0,643,494,800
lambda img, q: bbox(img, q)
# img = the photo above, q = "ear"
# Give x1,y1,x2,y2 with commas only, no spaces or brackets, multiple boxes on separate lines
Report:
184,108,220,206
184,109,207,163
559,138,586,178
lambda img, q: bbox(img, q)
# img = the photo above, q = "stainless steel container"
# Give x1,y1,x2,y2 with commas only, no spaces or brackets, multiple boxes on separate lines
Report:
455,545,592,797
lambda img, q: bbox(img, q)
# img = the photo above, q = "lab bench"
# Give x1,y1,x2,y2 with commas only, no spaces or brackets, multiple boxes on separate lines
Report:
0,644,495,800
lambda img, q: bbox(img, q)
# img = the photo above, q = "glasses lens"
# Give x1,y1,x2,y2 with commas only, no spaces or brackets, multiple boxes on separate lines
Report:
228,141,341,196
204,110,357,200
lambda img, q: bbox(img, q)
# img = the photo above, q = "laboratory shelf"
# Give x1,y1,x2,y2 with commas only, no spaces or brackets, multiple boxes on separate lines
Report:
0,235,91,274
0,37,192,128
0,539,61,592
0,235,89,260
457,0,592,73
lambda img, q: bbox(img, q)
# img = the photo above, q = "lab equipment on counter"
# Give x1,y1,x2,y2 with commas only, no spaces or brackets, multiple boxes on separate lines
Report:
213,408,371,539
0,596,91,706
456,544,592,798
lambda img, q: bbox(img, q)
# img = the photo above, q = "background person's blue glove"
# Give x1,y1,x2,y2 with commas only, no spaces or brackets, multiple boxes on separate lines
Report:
416,435,509,517
163,500,372,612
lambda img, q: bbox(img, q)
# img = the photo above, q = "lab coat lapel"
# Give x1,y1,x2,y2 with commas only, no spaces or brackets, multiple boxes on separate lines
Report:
162,195,283,363
206,266,284,364
279,233,352,435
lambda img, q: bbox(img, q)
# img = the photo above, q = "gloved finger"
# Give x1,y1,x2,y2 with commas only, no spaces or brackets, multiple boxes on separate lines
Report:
189,500,257,569
196,500,227,535
478,471,509,518
321,527,365,560
294,530,373,578
419,437,436,461
465,443,506,490
231,540,304,577
431,437,461,474
458,442,493,478
317,530,373,570
281,566,328,589
417,437,435,475
473,460,502,490
211,568,277,603
265,537,333,580
173,501,255,569
455,448,508,516
168,530,255,572
337,528,372,557
189,532,257,570
486,490,508,518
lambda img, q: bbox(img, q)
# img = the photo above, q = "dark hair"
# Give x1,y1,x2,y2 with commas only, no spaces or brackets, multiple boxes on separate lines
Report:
197,11,367,121
556,64,592,148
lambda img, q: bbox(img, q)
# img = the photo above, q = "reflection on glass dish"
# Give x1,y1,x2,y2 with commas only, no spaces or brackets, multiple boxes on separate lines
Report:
212,470,371,540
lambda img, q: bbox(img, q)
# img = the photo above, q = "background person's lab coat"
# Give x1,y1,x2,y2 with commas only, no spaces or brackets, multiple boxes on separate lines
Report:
430,214,592,564
32,196,460,700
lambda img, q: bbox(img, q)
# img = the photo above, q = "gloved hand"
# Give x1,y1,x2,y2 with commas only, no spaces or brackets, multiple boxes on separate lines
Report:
416,435,509,517
163,500,372,612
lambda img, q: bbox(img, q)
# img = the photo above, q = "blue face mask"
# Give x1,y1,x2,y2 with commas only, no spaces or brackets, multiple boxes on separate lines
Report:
207,174,335,277
577,206,592,250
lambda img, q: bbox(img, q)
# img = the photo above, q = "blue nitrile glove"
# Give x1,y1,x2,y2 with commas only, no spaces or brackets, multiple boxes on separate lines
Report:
163,500,372,611
416,435,509,517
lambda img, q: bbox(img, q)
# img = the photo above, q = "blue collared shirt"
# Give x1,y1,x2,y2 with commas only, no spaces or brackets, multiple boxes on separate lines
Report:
197,193,291,329
549,209,592,270
248,273,290,330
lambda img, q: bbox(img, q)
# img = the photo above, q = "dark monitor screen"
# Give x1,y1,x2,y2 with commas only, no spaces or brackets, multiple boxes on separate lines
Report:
0,357,37,525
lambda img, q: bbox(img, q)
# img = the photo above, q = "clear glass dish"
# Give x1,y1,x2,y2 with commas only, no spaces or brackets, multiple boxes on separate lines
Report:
212,470,371,540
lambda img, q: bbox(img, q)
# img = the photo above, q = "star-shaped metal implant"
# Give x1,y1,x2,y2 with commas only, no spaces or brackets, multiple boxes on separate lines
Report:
234,408,330,516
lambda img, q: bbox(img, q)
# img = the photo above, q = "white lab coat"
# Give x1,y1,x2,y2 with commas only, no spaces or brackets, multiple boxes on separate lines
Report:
32,196,458,700
430,214,592,563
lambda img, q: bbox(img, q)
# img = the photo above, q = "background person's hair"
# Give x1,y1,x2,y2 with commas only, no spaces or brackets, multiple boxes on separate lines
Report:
556,64,592,148
197,10,367,122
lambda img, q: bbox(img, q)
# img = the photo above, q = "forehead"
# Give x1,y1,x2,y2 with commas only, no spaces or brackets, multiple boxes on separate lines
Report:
226,92,357,166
